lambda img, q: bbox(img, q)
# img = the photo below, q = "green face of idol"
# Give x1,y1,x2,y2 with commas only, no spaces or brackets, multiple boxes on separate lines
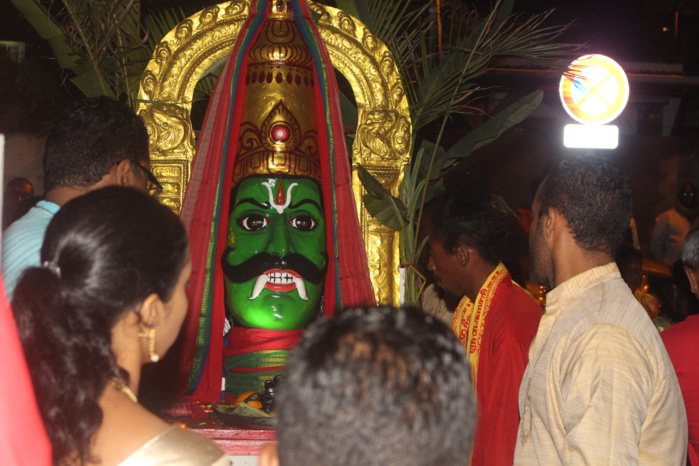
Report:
222,176,327,330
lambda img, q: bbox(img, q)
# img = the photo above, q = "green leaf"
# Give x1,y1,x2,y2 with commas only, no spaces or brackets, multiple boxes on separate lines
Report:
357,165,389,199
442,89,543,168
363,193,406,232
494,0,515,28
70,73,116,98
414,235,429,263
491,193,517,218
416,139,445,182
358,165,407,231
9,0,78,71
339,89,358,128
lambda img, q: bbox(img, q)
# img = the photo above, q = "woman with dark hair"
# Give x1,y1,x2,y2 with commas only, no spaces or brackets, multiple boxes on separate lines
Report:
12,187,228,465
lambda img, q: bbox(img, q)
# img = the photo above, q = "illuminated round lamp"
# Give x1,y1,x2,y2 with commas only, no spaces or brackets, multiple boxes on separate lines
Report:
559,54,630,125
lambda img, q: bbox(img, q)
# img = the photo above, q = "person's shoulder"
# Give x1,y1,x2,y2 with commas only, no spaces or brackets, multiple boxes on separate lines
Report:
569,312,671,379
3,203,55,239
2,204,57,296
661,314,699,349
489,280,542,340
558,280,648,339
3,210,34,241
566,324,649,368
159,426,228,464
2,205,53,261
119,425,228,466
595,276,648,317
495,278,544,317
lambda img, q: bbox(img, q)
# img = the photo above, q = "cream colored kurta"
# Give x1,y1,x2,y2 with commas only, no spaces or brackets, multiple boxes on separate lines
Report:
515,263,687,465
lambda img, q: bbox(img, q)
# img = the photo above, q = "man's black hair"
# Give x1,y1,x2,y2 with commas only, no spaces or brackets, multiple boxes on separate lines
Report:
43,97,149,192
430,194,509,265
539,155,632,255
682,228,699,270
276,306,477,466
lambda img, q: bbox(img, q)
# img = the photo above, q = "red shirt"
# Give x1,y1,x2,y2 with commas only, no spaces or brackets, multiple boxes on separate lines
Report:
469,275,543,466
661,314,699,465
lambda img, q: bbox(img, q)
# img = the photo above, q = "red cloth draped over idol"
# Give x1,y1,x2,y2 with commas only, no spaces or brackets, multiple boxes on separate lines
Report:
167,0,375,404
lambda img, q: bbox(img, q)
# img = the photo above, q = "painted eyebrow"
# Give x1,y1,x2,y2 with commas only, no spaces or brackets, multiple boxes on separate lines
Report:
289,199,322,210
234,198,269,209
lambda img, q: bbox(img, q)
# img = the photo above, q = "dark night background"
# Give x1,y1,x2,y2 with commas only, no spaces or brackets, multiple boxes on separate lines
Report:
515,0,699,68
2,0,698,64
1,0,696,132
0,0,697,251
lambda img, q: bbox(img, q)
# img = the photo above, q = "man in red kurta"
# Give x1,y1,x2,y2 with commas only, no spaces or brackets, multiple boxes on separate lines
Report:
661,227,699,464
662,314,699,465
428,190,543,465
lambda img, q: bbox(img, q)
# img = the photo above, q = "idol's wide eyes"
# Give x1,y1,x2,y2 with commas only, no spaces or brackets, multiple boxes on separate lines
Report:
289,215,317,231
239,215,269,231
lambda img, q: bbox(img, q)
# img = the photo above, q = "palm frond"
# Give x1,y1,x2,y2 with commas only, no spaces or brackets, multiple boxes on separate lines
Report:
143,6,187,48
11,0,156,106
9,0,77,69
357,0,580,134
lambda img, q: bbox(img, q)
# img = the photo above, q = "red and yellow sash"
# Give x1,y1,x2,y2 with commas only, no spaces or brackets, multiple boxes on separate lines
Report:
451,262,508,386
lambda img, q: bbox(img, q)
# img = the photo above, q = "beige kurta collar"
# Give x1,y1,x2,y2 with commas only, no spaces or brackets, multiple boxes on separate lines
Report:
545,262,621,310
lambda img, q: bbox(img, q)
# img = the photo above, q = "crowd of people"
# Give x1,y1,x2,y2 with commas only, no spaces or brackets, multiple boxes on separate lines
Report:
1,96,697,465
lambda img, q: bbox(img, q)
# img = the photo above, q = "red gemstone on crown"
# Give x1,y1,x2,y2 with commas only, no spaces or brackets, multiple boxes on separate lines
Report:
272,125,290,142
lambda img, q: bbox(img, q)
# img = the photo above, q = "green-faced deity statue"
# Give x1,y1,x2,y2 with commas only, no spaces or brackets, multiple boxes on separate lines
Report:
222,175,326,330
215,0,334,398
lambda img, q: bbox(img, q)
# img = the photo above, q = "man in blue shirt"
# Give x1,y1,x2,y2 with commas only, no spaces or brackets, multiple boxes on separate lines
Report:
2,97,156,297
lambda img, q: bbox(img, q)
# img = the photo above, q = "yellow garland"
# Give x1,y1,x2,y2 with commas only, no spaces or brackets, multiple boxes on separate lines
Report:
451,262,508,387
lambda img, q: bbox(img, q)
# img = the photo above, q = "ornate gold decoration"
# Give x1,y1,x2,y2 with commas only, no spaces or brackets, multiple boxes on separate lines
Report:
234,102,321,183
232,7,321,184
137,1,411,306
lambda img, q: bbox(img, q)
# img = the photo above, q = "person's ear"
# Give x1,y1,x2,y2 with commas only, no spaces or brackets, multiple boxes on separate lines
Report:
455,244,470,267
137,293,167,363
685,266,699,296
541,206,558,243
139,293,165,329
114,159,135,187
258,442,280,466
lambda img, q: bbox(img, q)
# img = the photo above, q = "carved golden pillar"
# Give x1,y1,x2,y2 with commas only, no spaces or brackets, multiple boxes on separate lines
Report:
137,1,411,306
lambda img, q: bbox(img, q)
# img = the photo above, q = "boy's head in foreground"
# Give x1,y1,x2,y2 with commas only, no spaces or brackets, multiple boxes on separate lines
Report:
261,306,477,466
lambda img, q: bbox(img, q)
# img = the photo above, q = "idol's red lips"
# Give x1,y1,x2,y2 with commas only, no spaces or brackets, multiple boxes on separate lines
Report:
263,269,301,292
250,269,309,300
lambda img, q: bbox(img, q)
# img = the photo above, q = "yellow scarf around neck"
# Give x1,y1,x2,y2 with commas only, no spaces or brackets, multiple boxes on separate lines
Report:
451,262,508,387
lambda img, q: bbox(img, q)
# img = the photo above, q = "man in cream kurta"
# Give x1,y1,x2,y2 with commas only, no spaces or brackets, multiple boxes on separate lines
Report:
516,156,687,465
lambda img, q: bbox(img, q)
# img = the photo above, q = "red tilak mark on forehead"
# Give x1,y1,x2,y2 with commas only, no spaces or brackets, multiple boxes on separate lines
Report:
276,180,285,205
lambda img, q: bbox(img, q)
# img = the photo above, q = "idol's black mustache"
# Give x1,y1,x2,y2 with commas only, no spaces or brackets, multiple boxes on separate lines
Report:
221,249,327,284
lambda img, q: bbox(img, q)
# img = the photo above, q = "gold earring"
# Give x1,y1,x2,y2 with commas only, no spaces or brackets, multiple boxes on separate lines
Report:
138,328,160,363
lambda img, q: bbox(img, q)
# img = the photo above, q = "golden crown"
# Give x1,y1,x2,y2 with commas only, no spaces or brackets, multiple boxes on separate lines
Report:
230,2,322,184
